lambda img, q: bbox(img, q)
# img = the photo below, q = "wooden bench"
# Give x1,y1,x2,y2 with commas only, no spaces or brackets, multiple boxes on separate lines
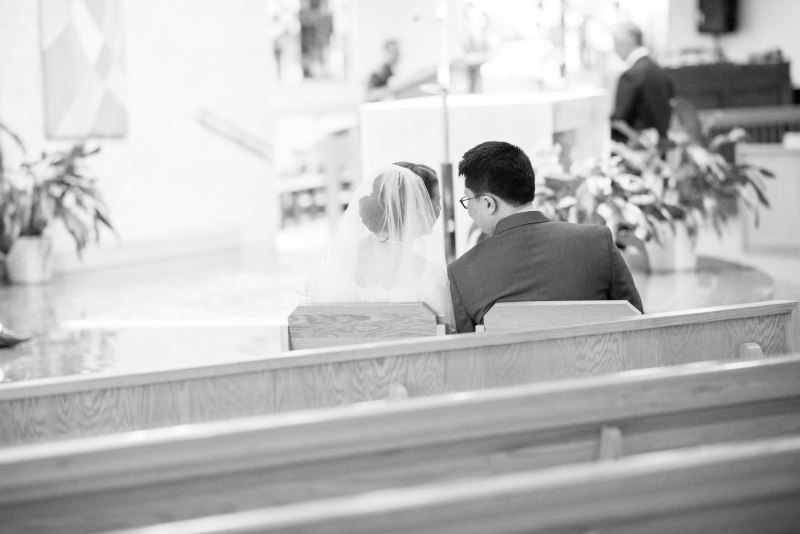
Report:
475,300,641,333
1,355,799,533
1,300,797,446
114,435,800,534
281,302,445,350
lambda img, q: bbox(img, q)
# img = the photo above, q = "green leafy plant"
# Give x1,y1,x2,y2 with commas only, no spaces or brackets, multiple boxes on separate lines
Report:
614,125,772,238
535,101,773,246
534,156,688,245
0,122,114,257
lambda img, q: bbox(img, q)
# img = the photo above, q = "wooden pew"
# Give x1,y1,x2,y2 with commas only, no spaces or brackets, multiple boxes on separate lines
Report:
1,355,799,533
1,300,797,446
475,300,641,332
109,436,800,534
281,302,445,350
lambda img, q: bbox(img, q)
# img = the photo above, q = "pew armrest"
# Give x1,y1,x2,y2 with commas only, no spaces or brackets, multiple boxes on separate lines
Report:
738,342,764,359
435,315,447,336
286,302,443,350
387,382,409,401
597,425,624,460
478,301,641,333
280,324,291,352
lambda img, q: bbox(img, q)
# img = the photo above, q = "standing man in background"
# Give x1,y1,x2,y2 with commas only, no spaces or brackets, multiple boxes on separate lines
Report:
299,0,333,78
610,22,675,145
366,39,400,102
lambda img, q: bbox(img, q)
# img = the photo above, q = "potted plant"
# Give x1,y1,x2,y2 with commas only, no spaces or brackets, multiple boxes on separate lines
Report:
0,123,114,284
534,106,773,272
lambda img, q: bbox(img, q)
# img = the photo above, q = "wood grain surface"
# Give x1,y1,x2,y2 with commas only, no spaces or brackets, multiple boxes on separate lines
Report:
481,301,641,332
287,302,441,350
99,436,800,534
0,301,797,446
0,355,798,533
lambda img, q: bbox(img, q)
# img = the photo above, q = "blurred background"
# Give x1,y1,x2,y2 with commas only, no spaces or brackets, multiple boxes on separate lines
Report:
1,0,799,380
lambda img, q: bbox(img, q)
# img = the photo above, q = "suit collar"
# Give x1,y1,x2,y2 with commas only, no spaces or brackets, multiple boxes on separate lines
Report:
625,46,650,68
494,210,550,235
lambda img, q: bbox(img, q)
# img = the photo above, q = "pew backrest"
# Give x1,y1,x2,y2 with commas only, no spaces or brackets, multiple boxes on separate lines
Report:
281,302,445,350
476,300,641,333
106,436,800,534
1,300,797,446
1,354,799,531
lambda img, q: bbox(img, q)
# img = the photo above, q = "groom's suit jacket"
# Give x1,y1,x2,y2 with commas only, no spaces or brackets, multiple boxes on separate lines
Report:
447,211,643,333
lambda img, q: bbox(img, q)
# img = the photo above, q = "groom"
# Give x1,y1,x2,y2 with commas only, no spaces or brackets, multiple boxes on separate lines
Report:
447,141,643,333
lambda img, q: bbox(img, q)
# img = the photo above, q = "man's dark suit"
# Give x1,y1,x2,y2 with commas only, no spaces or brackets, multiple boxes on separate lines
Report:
447,211,643,333
611,55,674,141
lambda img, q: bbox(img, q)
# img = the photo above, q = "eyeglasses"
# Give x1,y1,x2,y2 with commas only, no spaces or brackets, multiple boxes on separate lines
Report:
459,195,482,209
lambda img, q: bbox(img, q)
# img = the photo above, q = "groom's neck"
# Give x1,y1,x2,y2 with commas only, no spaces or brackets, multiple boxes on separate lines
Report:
497,202,535,220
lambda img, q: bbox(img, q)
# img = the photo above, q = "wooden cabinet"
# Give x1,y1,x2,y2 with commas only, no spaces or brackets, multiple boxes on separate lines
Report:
667,62,792,109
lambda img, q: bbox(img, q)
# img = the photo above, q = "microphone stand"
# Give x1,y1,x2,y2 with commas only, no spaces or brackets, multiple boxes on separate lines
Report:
427,0,457,263
440,87,456,264
421,82,456,264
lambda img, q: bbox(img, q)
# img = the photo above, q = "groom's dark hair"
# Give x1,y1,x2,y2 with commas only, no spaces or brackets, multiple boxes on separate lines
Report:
458,141,535,206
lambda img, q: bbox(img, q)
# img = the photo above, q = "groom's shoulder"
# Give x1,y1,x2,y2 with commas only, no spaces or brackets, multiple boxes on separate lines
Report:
448,235,499,275
561,220,609,235
543,218,610,239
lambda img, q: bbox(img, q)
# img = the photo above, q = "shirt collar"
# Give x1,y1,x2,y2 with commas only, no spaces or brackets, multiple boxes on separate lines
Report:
625,46,649,68
493,210,551,235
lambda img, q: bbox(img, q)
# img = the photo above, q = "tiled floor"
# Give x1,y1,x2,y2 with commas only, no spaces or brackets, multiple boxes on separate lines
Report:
693,218,800,304
1,218,798,384
0,224,326,383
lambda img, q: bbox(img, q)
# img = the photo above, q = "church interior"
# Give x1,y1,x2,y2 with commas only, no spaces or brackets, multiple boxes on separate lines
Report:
1,0,800,531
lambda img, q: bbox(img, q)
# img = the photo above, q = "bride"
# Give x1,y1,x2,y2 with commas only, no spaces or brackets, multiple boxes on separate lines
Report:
305,162,453,329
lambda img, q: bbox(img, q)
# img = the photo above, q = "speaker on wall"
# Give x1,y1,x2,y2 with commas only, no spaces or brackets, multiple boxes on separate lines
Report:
697,0,738,34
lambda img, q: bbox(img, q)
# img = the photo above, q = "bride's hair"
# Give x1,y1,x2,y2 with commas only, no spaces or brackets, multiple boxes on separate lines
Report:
358,162,439,236
393,162,438,202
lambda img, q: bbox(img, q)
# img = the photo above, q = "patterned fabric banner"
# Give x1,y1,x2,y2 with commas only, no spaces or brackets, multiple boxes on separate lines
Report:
40,0,127,138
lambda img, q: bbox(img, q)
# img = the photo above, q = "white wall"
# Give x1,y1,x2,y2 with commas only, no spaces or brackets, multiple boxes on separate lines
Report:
0,0,276,271
0,3,46,159
669,0,800,85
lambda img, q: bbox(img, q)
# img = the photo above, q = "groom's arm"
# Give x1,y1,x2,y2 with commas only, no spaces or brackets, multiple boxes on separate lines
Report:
604,227,644,313
447,268,476,333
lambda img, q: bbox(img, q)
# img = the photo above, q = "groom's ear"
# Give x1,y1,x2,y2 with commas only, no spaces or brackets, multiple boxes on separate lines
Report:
484,195,497,214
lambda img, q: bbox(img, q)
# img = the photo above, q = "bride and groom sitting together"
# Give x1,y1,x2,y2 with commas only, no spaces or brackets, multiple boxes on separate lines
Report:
305,141,643,333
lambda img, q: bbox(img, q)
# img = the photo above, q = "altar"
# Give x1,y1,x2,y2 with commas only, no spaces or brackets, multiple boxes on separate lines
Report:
359,89,609,255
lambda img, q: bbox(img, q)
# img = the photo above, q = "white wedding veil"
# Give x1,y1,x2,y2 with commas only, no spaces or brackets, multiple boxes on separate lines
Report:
305,162,453,325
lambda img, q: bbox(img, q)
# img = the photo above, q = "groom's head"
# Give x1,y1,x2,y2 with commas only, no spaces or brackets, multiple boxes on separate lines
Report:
458,141,535,236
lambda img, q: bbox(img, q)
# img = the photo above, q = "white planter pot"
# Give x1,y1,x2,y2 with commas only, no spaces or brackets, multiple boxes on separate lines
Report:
5,235,54,284
644,220,698,273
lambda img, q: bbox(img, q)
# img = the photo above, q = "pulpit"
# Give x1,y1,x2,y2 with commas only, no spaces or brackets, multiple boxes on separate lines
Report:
359,89,609,255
